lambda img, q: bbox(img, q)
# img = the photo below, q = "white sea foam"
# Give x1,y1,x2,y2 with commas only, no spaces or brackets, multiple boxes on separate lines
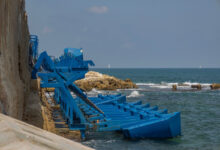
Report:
49,92,54,97
117,88,145,91
90,88,104,94
45,92,50,98
136,83,155,86
86,88,104,96
136,81,212,90
127,91,144,98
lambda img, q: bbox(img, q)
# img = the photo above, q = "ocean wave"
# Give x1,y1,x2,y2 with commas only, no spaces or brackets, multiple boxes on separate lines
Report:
86,88,119,96
136,83,155,86
91,88,104,94
136,81,212,90
182,82,210,86
86,88,105,96
117,88,145,91
127,91,144,98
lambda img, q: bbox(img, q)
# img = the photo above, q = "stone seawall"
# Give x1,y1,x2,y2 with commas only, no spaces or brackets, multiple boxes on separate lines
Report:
0,0,30,119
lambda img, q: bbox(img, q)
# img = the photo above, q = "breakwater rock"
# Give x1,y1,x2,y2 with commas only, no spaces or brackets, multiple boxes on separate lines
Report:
191,84,202,90
210,83,220,90
75,71,137,91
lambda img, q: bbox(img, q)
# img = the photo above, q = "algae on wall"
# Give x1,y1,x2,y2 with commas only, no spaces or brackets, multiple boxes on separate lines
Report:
0,0,30,119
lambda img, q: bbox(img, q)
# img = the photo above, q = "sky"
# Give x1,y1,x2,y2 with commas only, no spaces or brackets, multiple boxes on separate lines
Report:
26,0,220,68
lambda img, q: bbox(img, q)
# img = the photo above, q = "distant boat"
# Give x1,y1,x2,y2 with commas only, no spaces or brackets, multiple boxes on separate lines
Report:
199,65,202,69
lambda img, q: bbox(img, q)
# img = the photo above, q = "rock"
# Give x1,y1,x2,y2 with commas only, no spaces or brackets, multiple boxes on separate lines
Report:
75,71,137,91
178,83,189,86
210,83,220,90
191,84,202,90
172,85,177,91
124,78,132,82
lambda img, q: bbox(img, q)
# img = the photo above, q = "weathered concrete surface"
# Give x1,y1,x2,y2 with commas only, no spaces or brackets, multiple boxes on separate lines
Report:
0,113,93,150
0,0,31,119
22,91,43,128
75,71,137,91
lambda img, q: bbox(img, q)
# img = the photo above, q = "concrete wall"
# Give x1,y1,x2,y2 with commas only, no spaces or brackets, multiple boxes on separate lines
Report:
0,113,93,150
0,0,31,119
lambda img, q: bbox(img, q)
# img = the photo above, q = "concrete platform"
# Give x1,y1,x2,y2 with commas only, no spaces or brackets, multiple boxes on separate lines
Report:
0,113,93,150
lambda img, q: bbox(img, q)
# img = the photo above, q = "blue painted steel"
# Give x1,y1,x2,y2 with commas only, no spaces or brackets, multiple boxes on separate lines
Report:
29,35,39,60
31,51,55,79
32,47,181,139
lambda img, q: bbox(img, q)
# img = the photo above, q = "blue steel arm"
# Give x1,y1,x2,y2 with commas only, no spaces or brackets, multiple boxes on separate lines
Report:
95,95,126,105
66,74,85,86
56,72,86,85
36,71,87,124
59,86,87,124
31,51,55,79
84,60,95,66
55,70,103,114
30,35,39,59
37,73,64,88
68,83,104,114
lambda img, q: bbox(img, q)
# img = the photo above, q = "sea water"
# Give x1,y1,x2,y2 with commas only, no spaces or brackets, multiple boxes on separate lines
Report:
82,68,220,150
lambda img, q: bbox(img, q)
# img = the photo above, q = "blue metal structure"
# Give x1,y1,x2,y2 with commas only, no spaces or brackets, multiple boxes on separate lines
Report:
29,35,39,60
32,48,181,139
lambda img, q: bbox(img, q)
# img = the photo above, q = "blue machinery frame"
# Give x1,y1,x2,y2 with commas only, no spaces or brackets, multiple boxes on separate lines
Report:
29,35,39,61
31,36,181,139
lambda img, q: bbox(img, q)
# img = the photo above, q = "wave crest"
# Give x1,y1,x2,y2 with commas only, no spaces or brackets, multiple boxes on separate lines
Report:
127,91,144,98
136,81,211,90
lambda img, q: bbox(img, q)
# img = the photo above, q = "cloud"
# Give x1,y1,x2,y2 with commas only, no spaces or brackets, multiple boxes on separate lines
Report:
42,26,53,34
88,6,109,14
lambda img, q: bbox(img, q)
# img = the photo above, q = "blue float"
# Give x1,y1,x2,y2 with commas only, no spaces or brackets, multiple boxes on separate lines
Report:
30,35,181,139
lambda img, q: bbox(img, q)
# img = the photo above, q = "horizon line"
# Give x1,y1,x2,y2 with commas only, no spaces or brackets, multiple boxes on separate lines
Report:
90,67,220,69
